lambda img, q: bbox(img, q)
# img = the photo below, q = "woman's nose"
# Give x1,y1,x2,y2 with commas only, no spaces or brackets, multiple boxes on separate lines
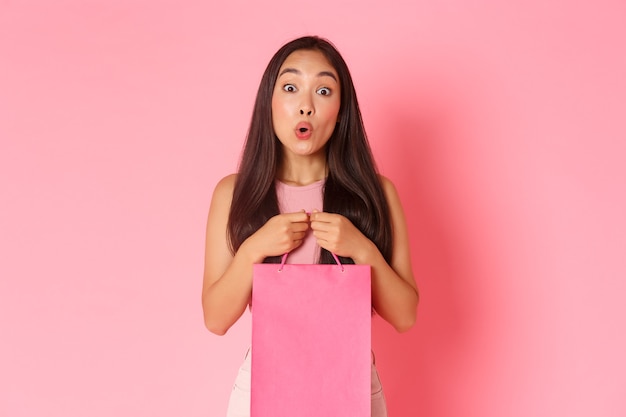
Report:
299,109,312,116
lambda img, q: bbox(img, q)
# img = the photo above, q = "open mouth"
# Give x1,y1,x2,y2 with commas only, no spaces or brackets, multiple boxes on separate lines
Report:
295,122,313,139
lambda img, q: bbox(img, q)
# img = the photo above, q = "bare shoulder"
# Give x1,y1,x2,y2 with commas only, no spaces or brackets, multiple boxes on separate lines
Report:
213,173,238,198
207,173,238,231
378,174,407,226
204,174,238,278
378,174,400,202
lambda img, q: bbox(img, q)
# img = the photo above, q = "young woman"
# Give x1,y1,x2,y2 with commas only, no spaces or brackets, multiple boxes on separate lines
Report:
202,36,419,417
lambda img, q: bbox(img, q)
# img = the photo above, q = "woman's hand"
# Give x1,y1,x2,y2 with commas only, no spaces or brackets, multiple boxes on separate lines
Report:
309,210,375,262
242,211,311,262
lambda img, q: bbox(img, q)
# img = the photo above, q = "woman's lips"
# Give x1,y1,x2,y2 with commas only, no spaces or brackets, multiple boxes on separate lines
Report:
295,122,313,139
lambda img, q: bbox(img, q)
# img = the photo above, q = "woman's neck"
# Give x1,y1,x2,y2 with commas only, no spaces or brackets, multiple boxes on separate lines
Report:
277,155,327,186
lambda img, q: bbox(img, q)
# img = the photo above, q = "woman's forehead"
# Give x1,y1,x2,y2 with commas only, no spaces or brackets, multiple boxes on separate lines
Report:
279,50,337,77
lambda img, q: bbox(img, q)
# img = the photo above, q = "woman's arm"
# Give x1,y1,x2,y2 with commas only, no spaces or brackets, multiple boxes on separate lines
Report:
202,175,310,335
368,176,419,332
310,176,419,332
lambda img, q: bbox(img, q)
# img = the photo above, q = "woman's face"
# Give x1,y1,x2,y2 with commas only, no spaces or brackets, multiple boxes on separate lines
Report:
271,49,341,158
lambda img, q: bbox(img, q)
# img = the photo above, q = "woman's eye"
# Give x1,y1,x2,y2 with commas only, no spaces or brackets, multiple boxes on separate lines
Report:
317,87,331,96
283,84,297,92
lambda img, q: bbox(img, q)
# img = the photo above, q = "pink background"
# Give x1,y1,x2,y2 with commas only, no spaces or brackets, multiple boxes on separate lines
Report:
2,1,625,416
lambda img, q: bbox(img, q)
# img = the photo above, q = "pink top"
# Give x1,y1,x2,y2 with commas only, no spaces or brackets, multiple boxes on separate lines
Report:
275,179,324,264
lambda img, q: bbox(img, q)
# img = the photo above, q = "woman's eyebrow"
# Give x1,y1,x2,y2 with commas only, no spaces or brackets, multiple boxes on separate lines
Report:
278,68,338,82
318,71,338,82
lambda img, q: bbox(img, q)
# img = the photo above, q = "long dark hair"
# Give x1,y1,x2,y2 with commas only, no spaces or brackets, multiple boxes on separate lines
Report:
227,36,392,265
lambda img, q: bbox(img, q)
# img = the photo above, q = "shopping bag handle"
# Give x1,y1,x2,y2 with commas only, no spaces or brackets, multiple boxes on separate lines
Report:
278,252,344,272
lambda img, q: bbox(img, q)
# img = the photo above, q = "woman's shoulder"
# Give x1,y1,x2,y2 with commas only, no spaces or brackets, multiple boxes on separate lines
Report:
211,173,238,203
377,174,397,193
377,174,403,206
214,173,238,192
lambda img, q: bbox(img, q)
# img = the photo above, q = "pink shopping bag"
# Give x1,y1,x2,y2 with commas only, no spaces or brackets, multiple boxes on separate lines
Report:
251,253,371,417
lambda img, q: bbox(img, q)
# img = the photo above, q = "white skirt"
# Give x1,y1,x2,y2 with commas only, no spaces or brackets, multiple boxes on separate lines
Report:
226,348,388,417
